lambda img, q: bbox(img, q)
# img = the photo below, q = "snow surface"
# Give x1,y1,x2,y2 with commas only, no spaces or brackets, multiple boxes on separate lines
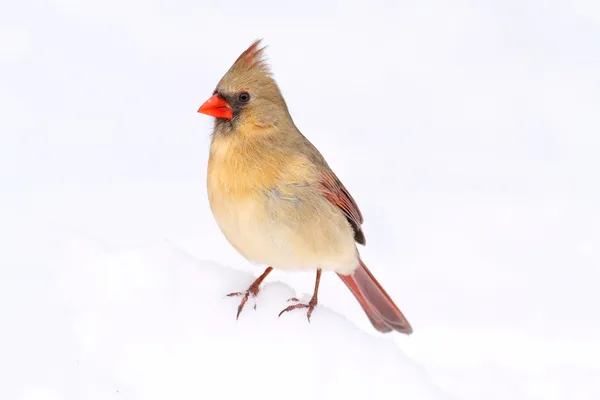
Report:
2,234,452,400
2,0,600,399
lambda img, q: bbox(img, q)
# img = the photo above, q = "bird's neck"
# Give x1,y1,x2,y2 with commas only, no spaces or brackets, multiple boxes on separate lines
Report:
207,132,285,198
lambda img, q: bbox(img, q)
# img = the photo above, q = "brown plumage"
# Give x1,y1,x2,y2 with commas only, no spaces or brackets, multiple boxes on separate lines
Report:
198,39,413,335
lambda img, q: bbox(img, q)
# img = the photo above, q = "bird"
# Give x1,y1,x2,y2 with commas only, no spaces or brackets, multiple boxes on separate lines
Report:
197,39,413,334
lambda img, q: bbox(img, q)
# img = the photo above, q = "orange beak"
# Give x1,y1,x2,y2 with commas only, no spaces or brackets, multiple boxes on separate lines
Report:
198,95,233,119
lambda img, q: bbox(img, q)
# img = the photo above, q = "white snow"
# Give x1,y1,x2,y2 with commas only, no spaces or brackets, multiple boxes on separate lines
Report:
2,0,600,399
9,236,449,400
1,189,454,399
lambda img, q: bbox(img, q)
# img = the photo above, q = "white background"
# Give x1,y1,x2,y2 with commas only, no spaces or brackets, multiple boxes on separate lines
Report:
1,1,599,399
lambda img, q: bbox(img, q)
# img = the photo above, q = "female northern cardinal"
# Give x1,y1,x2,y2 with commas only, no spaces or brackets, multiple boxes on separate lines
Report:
197,40,413,334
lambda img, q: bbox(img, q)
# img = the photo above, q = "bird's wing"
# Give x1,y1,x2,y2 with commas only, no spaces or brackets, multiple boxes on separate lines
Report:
318,170,366,245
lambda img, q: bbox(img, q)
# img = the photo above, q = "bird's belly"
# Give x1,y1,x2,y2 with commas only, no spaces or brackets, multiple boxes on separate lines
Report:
209,192,358,274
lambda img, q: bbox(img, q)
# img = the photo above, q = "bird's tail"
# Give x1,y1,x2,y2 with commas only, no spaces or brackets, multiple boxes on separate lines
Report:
337,259,413,334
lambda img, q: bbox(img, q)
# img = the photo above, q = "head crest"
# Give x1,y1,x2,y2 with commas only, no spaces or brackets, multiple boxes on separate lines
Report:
230,39,270,75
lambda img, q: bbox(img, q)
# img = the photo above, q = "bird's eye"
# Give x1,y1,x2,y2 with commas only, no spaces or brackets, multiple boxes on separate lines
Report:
238,92,251,103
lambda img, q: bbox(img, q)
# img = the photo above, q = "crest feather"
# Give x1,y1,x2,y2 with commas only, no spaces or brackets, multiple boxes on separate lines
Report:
230,39,270,74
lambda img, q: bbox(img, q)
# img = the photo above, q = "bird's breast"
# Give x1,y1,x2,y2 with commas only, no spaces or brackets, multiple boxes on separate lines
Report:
206,135,289,263
206,136,359,274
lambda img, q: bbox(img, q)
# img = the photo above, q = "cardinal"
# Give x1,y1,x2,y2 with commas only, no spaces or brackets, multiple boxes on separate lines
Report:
197,40,413,334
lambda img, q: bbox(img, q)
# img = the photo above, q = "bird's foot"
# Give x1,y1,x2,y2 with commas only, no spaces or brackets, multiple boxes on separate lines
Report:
226,267,273,320
278,296,318,322
226,284,261,319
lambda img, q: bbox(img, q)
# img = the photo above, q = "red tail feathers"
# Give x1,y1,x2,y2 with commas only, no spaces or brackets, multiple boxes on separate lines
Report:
337,260,413,334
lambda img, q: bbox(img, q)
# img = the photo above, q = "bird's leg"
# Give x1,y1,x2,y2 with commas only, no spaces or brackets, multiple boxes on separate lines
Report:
227,266,273,319
278,268,322,322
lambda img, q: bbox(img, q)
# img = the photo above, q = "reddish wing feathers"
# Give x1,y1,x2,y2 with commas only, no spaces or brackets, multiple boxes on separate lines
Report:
319,171,412,334
319,171,366,245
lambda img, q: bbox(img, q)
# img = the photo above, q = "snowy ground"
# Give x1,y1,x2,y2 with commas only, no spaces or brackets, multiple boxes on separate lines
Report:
2,1,600,399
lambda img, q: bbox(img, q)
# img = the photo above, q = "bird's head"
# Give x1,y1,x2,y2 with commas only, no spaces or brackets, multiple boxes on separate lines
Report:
198,39,290,133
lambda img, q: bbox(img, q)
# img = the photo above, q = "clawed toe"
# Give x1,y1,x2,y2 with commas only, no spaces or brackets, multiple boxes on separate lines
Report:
226,289,255,319
225,267,323,325
225,267,273,319
278,299,318,322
